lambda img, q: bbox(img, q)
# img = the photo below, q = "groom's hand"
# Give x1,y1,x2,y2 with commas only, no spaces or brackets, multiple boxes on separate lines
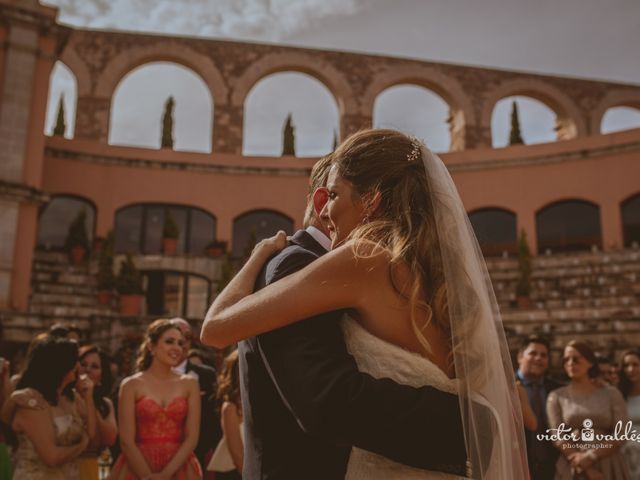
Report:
253,231,289,257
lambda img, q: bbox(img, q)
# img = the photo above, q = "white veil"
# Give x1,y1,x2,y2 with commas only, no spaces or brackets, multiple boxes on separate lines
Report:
420,144,529,479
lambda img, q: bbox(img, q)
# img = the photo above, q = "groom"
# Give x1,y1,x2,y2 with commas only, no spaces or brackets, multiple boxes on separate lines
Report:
238,156,471,479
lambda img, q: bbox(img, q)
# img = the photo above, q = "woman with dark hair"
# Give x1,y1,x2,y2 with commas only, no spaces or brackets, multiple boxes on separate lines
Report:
109,319,202,479
207,349,242,480
547,340,630,479
78,345,118,479
1,336,93,480
619,348,640,476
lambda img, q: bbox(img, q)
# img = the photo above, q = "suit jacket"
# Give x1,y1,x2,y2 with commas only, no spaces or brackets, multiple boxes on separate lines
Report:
239,230,470,480
518,373,564,480
186,359,221,466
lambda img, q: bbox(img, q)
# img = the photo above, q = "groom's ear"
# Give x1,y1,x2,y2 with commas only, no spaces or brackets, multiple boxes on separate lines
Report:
312,187,329,216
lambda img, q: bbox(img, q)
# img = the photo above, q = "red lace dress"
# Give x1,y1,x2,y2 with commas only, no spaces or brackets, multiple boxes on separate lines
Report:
110,397,202,479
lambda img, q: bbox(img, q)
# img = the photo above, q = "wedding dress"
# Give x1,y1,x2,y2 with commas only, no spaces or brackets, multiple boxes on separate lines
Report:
341,316,465,479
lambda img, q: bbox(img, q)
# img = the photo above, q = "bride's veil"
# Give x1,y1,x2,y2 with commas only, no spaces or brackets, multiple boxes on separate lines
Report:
419,144,529,478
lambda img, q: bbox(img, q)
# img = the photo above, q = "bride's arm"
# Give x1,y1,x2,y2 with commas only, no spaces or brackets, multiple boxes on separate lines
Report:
201,235,372,348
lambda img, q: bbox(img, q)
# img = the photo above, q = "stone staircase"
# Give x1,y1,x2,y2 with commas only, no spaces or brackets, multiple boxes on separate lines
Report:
487,249,640,359
0,250,121,344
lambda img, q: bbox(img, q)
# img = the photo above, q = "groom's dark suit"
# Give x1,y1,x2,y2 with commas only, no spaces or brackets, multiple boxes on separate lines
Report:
239,229,469,480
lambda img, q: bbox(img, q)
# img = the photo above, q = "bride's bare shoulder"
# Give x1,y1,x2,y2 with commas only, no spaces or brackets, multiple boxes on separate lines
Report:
328,240,392,271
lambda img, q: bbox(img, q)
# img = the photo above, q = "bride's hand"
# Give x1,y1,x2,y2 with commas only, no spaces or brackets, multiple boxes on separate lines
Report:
252,231,288,258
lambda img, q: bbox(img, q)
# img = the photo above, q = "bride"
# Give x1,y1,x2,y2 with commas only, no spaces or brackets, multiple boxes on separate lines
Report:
201,129,528,479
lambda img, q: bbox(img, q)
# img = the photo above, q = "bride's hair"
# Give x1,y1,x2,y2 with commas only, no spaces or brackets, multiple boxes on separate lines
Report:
331,128,453,363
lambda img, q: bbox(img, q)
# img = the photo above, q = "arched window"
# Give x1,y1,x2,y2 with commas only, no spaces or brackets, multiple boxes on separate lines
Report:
491,96,557,148
114,204,216,255
601,107,640,134
45,62,77,138
373,84,450,153
37,196,95,250
536,200,602,253
109,62,213,152
144,270,211,319
243,72,339,157
469,208,517,256
621,194,640,247
232,210,294,258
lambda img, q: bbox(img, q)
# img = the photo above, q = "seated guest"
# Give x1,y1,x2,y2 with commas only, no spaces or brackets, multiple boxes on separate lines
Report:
547,340,630,479
619,348,640,478
1,337,93,480
516,335,562,480
596,353,619,386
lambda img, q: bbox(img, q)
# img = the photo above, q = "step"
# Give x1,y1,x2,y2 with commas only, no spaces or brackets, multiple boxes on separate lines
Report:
32,261,95,275
32,282,96,296
33,251,70,264
30,292,101,307
28,304,114,317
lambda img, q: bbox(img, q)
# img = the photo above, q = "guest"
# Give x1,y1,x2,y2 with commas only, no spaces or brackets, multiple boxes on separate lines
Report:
547,340,630,479
187,349,206,367
49,323,82,342
596,353,619,386
109,319,202,479
208,350,243,480
619,348,640,477
609,362,621,387
516,335,562,480
171,318,221,468
78,345,118,479
0,337,92,480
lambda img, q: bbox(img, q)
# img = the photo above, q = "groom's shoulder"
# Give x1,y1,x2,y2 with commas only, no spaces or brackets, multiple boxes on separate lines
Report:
266,242,318,283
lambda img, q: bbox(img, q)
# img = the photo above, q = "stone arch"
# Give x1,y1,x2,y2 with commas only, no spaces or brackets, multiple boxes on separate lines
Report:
361,65,475,151
535,198,602,253
45,61,78,138
95,41,228,104
59,39,92,97
621,192,640,247
481,78,587,143
231,52,356,123
37,194,97,250
592,90,640,134
232,209,294,258
468,206,518,256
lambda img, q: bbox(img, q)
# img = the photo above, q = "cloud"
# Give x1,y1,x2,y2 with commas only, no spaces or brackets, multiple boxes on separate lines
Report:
44,0,369,40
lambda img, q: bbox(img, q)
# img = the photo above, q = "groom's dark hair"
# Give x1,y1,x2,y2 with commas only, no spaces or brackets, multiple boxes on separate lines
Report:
303,154,333,227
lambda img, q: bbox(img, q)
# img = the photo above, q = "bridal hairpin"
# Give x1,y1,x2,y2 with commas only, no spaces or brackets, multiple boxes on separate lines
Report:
407,137,423,163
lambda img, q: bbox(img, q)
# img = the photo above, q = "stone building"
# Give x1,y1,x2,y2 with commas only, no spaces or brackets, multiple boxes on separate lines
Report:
1,0,639,366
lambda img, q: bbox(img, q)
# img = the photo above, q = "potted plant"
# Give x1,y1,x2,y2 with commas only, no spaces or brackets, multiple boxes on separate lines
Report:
516,229,532,309
66,209,90,265
116,254,144,316
96,232,115,305
162,211,179,255
205,240,227,258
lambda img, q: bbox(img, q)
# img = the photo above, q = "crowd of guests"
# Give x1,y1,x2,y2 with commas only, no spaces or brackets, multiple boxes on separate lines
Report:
517,335,640,480
4,323,640,480
0,320,243,480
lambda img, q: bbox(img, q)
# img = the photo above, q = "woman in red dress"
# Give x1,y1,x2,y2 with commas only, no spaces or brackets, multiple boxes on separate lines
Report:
110,319,202,480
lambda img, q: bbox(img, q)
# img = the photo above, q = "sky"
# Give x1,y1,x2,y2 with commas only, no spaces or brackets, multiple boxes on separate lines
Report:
42,0,640,156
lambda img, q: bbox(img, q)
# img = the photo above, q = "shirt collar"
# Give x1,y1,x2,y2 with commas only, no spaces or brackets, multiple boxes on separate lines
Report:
305,226,331,252
174,359,188,374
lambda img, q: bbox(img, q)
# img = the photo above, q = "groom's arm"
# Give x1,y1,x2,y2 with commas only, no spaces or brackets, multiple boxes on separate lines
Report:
256,248,469,473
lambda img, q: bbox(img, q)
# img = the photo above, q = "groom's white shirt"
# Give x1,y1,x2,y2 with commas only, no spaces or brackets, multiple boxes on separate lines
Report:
306,226,331,252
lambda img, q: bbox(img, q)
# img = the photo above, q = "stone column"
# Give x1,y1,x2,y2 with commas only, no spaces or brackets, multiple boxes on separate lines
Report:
340,113,372,140
0,2,61,310
213,103,243,154
75,95,111,142
517,209,538,257
600,200,623,250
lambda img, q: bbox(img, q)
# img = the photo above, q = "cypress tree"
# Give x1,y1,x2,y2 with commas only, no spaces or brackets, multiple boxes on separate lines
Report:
509,100,524,145
161,96,175,149
53,95,66,137
282,114,295,156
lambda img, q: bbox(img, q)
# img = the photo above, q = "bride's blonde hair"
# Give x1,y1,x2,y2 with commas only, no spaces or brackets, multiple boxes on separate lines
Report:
331,129,454,364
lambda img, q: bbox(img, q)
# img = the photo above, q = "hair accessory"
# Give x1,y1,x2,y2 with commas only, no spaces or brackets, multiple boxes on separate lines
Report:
407,137,423,162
